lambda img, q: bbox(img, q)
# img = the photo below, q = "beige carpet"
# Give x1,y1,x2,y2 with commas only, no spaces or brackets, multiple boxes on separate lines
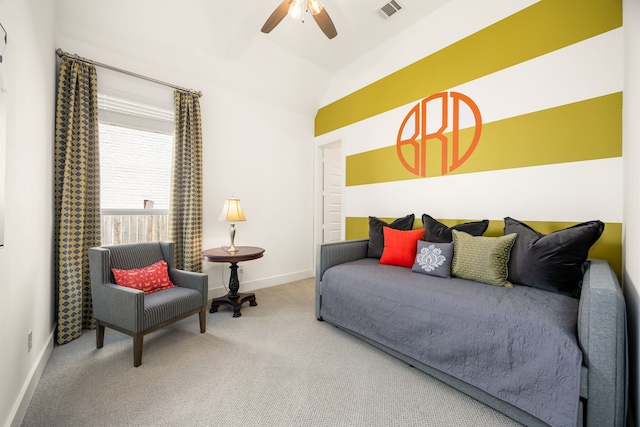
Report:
21,278,522,427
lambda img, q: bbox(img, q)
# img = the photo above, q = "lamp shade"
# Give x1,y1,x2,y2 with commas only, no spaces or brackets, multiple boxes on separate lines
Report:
219,198,246,222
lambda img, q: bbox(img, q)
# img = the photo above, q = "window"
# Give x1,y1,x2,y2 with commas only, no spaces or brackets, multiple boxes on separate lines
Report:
98,93,173,210
99,123,172,209
98,92,174,244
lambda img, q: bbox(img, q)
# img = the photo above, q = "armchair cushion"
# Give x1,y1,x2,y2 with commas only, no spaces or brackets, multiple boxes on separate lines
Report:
112,260,176,294
142,286,204,330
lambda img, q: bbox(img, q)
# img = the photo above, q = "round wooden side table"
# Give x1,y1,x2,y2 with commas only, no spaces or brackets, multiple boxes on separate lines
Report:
202,246,265,317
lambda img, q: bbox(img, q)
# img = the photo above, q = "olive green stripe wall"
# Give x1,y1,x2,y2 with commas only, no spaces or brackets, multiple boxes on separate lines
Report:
345,216,622,279
315,0,622,136
346,92,622,186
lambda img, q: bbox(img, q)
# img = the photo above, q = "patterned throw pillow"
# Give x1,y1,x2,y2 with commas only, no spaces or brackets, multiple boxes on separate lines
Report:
451,230,517,288
412,241,454,278
379,227,424,268
368,214,415,258
112,260,176,294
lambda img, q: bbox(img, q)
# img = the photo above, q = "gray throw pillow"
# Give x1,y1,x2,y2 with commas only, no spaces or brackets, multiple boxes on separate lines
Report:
422,214,489,243
367,214,415,258
412,241,454,278
504,217,604,297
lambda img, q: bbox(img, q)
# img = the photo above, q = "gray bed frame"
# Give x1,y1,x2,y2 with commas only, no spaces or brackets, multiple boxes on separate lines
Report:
315,239,627,427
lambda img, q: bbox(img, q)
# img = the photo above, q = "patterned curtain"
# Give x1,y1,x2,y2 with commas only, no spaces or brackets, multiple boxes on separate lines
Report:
54,57,101,345
169,90,203,272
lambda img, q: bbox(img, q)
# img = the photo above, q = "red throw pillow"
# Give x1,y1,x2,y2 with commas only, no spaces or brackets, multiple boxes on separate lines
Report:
112,260,176,294
379,227,424,268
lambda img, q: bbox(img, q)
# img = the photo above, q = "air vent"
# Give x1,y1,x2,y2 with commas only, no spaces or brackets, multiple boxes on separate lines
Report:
377,0,403,20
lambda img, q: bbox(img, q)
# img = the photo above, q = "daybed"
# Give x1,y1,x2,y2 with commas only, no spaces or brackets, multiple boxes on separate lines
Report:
315,216,627,427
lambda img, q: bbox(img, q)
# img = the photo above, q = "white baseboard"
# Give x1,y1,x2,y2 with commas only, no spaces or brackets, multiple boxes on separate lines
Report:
208,269,314,299
9,328,54,427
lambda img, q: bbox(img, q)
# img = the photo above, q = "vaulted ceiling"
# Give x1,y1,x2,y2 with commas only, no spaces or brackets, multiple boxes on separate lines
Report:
55,0,450,115
256,0,451,73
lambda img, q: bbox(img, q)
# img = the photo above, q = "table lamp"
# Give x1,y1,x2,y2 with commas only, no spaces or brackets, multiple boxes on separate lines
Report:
219,197,246,253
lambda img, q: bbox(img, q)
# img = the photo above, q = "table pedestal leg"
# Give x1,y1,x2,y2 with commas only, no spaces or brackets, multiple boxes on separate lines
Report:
209,261,258,317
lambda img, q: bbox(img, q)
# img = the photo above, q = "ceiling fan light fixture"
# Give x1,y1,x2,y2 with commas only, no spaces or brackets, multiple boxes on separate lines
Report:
308,0,324,15
261,0,337,39
288,0,304,20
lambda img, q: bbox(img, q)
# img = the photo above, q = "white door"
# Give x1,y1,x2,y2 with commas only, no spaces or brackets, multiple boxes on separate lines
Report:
322,144,343,243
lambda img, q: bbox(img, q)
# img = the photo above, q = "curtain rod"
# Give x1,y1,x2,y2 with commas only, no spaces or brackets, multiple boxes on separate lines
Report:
55,48,202,98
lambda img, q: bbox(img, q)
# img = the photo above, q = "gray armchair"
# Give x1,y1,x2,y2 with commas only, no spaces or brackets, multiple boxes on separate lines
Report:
88,242,208,367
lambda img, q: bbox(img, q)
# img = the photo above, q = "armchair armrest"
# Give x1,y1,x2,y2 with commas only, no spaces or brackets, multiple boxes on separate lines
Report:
98,283,145,332
578,259,627,427
89,247,145,332
169,268,208,306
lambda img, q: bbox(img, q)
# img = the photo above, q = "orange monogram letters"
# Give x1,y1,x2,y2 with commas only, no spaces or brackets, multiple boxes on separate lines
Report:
397,91,482,177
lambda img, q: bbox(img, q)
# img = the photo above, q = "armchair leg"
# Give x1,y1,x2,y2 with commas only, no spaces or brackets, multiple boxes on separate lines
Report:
96,323,105,349
133,333,143,367
199,306,206,333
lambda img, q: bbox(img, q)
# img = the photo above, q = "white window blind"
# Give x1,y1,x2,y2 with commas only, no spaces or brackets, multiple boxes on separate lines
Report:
98,89,174,210
98,93,173,135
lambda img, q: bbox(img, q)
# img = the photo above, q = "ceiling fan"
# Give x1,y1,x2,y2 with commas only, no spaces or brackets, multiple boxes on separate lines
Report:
261,0,338,40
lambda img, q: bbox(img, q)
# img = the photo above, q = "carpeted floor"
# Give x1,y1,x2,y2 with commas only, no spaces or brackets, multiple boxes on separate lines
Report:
21,278,523,427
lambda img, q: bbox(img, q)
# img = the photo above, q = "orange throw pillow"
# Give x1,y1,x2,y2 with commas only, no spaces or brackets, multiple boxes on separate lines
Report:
379,227,424,268
112,260,176,294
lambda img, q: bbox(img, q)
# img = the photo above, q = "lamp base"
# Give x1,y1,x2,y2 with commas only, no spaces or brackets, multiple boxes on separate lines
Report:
224,223,239,253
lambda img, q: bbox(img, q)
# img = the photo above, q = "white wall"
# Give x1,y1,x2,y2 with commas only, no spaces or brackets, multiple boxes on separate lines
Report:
199,83,315,295
54,0,323,296
624,0,640,425
0,0,56,426
1,0,322,425
55,0,331,118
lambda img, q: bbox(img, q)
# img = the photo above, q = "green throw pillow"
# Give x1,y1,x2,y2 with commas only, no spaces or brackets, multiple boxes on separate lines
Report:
451,230,517,288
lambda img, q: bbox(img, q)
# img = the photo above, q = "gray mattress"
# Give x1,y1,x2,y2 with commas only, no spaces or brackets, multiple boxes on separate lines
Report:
320,258,582,427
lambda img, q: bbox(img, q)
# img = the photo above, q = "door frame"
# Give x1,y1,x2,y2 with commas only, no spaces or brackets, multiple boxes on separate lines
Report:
313,139,344,265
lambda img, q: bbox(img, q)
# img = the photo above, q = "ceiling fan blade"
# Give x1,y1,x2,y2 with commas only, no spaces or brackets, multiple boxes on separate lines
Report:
261,0,292,34
312,7,338,39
